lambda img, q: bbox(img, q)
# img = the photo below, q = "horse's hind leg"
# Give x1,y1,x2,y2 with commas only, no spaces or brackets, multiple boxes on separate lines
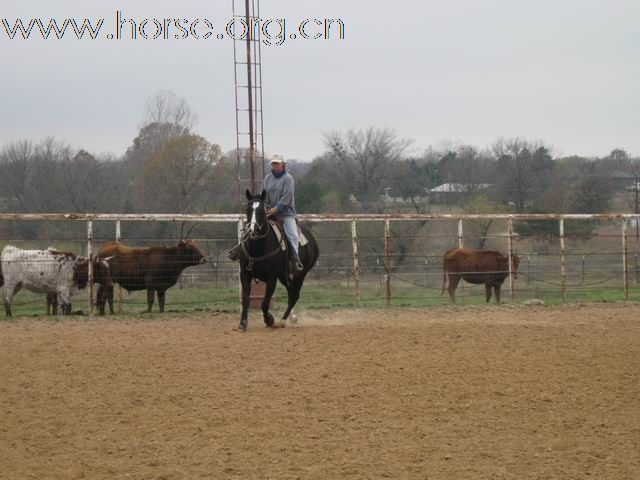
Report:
282,276,304,322
261,278,277,328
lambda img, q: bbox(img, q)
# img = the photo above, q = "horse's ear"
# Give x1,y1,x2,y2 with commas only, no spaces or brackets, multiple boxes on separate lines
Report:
245,189,252,201
260,190,266,202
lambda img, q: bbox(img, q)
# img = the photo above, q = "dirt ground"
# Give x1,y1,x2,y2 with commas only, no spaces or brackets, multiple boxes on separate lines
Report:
1,304,639,480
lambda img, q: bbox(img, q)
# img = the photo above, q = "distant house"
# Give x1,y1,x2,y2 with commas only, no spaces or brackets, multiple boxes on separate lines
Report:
610,170,637,191
429,183,493,204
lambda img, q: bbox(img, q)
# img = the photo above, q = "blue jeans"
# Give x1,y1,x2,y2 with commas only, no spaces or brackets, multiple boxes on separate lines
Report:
281,216,299,257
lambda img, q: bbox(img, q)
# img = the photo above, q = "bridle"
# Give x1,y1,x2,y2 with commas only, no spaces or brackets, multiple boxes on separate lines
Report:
240,200,285,272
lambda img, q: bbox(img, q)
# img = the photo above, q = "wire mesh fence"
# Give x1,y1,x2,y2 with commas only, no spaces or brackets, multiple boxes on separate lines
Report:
2,213,640,317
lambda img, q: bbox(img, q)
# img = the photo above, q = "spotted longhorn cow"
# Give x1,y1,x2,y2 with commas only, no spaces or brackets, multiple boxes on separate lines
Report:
1,245,113,317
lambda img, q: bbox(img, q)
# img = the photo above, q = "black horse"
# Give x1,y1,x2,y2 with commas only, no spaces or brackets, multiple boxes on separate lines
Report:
237,190,319,331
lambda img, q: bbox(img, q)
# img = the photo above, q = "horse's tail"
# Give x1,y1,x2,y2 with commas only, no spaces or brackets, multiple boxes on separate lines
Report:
440,262,447,296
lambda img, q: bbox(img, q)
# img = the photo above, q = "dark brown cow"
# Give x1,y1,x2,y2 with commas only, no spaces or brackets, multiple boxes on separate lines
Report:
441,248,521,303
96,240,207,314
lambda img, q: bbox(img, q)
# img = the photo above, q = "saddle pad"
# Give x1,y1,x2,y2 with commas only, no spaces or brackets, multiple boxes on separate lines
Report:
269,220,309,249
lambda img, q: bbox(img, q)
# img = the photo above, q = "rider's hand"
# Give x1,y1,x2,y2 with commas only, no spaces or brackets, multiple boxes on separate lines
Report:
267,207,278,217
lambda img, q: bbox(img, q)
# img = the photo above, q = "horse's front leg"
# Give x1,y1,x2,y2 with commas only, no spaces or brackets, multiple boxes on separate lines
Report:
239,272,252,332
261,278,277,328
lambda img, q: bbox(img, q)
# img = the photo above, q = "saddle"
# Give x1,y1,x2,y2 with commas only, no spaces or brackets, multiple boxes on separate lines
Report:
228,220,308,283
269,219,309,250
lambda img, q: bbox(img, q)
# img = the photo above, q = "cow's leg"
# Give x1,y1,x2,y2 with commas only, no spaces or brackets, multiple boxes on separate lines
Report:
447,274,461,303
107,285,114,315
239,273,252,332
494,285,501,304
46,292,57,315
485,283,492,303
4,283,22,317
157,289,166,313
146,288,155,313
261,278,277,327
58,291,71,315
96,285,106,315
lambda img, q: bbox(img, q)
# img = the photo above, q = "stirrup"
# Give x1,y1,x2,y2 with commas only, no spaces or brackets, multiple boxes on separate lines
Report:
228,244,241,261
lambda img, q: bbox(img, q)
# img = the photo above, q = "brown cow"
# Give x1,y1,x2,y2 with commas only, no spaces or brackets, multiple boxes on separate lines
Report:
96,240,207,314
441,248,520,303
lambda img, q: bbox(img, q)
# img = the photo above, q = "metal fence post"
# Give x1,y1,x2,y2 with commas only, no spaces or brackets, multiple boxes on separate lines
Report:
559,218,567,302
457,218,466,303
238,219,244,303
87,219,94,318
507,217,515,302
115,220,123,313
351,220,361,305
622,219,629,300
384,218,391,306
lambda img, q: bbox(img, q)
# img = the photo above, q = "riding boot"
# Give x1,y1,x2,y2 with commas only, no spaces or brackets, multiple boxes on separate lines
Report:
292,252,304,273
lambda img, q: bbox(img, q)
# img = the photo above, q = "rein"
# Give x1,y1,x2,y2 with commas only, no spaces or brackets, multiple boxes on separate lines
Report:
240,220,285,272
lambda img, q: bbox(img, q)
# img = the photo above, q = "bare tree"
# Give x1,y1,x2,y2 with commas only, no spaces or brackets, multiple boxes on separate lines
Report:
0,140,34,211
492,137,554,213
324,127,412,211
142,89,198,133
59,150,119,213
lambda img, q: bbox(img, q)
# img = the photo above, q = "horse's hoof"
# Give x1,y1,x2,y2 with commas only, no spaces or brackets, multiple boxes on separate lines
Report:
274,319,286,329
289,313,298,324
264,313,275,328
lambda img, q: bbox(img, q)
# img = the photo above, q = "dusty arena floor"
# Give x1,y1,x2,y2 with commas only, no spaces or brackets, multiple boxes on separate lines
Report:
1,304,639,480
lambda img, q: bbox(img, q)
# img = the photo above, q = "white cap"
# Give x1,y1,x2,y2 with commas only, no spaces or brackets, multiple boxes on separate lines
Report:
270,153,285,164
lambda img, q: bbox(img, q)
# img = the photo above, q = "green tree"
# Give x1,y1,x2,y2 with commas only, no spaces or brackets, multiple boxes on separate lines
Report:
296,180,324,213
138,134,223,215
493,138,554,212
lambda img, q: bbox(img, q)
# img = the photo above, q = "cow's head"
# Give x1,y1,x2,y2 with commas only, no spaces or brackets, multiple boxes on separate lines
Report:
511,255,521,280
74,257,113,289
176,240,207,266
93,257,113,288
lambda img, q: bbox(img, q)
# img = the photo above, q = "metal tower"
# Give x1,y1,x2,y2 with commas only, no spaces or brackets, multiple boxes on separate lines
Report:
232,0,265,201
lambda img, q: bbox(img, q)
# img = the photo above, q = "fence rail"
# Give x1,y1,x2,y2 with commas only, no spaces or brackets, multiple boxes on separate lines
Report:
2,213,640,317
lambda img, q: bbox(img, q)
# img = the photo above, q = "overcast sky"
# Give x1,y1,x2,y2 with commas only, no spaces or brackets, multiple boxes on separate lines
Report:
1,0,638,161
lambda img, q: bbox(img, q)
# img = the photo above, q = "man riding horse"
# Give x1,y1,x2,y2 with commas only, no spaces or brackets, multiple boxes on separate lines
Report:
230,153,303,272
228,153,319,331
261,153,304,272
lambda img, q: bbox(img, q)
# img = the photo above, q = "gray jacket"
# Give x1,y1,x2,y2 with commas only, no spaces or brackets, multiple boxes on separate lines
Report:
263,171,297,217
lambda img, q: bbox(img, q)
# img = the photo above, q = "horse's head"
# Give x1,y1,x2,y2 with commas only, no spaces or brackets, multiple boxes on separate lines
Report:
245,189,268,239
